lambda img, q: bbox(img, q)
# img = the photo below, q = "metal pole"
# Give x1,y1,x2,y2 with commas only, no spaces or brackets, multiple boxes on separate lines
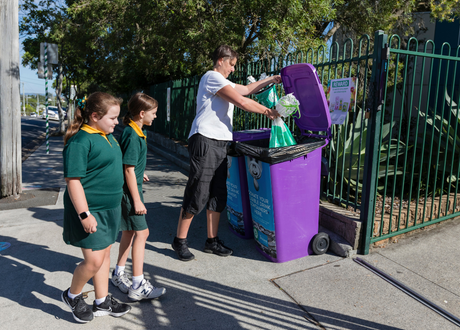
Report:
22,82,25,116
44,42,49,154
36,94,38,113
359,31,388,254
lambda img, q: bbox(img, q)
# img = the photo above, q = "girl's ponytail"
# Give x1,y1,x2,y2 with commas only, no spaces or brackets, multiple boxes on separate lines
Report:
64,106,85,145
123,111,133,126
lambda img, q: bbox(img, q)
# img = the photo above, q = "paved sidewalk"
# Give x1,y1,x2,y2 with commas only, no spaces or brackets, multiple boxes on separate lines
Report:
0,135,459,329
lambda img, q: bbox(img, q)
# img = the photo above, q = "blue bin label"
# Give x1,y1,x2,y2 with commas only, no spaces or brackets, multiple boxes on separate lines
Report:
245,156,277,258
226,156,245,236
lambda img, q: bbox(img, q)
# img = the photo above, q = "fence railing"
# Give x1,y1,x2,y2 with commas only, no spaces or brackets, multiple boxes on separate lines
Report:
146,30,460,254
366,34,460,248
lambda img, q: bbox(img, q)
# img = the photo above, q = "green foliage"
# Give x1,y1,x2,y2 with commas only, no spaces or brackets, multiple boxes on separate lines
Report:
414,103,460,195
329,109,406,197
20,0,441,96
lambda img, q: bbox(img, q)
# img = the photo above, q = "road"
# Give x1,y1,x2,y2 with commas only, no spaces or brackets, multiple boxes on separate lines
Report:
21,116,60,148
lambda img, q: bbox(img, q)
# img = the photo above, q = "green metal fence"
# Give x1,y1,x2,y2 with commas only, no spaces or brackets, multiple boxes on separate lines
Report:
362,32,460,252
146,30,460,254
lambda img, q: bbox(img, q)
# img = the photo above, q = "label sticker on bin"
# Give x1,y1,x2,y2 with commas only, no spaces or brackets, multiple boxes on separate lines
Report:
226,156,245,236
245,156,277,259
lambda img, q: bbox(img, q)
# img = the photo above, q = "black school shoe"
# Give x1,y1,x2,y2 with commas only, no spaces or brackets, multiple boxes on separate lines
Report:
172,237,195,261
204,237,233,256
92,294,131,317
61,288,94,323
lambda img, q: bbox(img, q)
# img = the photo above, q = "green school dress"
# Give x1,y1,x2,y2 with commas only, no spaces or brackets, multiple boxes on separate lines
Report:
62,125,123,250
119,120,148,231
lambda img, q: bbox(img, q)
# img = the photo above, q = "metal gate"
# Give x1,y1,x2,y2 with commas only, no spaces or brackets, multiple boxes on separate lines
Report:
361,31,460,253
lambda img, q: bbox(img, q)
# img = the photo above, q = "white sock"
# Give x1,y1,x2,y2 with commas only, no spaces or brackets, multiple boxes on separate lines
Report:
95,296,106,306
115,265,125,275
132,275,144,290
68,290,81,300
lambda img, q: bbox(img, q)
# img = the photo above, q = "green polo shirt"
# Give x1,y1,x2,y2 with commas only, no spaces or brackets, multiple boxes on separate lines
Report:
63,129,123,211
120,124,147,192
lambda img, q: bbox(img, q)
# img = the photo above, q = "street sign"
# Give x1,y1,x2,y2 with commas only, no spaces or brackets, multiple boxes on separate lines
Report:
37,62,53,79
40,43,58,65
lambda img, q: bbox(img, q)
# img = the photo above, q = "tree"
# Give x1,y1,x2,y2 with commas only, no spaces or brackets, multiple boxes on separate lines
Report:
1,0,21,198
20,0,460,96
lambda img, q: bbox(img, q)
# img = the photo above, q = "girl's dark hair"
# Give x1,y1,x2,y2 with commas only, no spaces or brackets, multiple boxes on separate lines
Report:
212,45,238,66
64,91,122,145
123,93,158,126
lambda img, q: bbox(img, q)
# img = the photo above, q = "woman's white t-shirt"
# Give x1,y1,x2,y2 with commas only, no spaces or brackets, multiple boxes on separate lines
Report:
188,71,236,140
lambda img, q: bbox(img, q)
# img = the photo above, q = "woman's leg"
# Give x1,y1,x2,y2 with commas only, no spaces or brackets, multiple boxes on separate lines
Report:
91,245,112,300
131,228,149,276
176,208,194,239
117,231,135,266
206,210,221,238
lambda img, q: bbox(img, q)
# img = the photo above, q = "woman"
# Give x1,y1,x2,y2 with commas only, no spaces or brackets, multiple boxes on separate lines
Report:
172,45,281,261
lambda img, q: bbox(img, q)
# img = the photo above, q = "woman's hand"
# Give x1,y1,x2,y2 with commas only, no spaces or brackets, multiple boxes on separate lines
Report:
272,75,282,84
264,108,280,120
81,215,98,234
143,173,149,182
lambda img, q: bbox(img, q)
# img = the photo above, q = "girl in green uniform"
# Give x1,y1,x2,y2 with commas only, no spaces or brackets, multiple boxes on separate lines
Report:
61,92,131,323
111,93,166,301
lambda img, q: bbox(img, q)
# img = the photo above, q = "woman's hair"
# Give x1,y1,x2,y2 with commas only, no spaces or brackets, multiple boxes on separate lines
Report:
123,93,158,126
64,91,122,145
212,45,238,66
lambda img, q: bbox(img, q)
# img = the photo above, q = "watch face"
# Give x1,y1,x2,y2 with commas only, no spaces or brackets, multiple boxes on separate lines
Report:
80,212,88,219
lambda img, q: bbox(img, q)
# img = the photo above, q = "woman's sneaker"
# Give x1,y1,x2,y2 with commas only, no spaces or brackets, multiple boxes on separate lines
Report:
204,237,233,256
128,279,166,301
61,288,94,323
172,237,195,261
92,295,131,317
111,270,132,294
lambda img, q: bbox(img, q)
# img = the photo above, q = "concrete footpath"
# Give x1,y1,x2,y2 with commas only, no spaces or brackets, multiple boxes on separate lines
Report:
0,134,459,330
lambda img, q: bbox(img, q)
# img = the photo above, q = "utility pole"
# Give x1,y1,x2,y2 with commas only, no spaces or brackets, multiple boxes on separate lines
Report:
0,0,22,197
36,94,39,113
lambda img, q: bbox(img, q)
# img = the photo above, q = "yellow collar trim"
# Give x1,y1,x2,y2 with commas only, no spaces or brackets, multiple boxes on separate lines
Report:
81,124,111,145
128,120,146,141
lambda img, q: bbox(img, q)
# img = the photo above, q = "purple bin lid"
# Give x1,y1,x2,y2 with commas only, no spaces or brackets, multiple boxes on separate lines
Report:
280,63,331,132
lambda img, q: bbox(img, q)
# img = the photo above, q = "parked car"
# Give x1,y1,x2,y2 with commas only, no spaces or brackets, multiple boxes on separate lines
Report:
30,112,37,117
42,106,61,121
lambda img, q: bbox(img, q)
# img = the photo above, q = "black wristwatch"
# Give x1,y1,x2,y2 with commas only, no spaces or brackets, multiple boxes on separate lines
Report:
78,211,91,220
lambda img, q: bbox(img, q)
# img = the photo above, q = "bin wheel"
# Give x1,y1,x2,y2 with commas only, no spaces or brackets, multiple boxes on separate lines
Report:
312,232,329,255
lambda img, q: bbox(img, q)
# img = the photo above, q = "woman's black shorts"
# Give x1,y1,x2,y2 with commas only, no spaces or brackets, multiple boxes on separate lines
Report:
182,133,229,215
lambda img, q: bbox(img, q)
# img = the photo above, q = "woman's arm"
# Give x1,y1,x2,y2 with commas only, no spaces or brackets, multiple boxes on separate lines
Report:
216,85,279,120
124,164,147,215
66,177,98,234
234,75,282,96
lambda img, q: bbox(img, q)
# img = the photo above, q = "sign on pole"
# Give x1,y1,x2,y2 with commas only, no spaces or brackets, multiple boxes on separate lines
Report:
37,62,53,79
40,43,58,64
39,42,58,155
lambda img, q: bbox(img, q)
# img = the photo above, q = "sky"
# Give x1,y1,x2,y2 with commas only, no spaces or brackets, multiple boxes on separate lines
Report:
19,1,54,96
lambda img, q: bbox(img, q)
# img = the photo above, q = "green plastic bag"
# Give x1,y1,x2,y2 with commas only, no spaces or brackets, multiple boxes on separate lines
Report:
269,118,297,148
254,84,279,109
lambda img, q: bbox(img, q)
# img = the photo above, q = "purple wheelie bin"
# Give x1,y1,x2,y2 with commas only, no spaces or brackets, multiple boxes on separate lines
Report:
226,129,271,239
235,63,331,263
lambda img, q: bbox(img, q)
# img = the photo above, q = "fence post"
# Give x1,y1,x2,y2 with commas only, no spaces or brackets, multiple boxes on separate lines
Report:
359,30,388,254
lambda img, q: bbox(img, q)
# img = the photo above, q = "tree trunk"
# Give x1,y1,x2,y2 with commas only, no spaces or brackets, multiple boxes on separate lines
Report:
0,0,22,197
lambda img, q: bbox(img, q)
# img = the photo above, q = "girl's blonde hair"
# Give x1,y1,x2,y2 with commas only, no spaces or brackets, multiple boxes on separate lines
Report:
123,93,158,126
64,92,123,145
